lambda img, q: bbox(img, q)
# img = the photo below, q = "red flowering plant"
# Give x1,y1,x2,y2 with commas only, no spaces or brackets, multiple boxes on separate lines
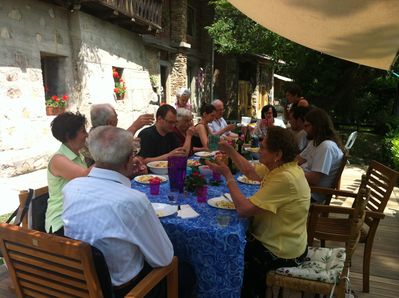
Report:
113,68,127,98
44,86,69,108
184,169,207,192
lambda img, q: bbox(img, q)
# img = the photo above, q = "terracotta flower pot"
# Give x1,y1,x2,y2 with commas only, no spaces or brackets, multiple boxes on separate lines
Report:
46,106,66,116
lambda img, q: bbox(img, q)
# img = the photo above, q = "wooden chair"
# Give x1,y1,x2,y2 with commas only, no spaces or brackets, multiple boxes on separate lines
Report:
18,186,49,229
310,160,398,292
0,223,178,298
266,184,370,298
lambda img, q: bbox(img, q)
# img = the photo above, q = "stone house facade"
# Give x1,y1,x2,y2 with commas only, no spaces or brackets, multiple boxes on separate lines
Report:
0,0,214,177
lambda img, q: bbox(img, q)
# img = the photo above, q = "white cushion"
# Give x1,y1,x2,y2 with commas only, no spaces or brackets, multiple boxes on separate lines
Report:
275,247,346,283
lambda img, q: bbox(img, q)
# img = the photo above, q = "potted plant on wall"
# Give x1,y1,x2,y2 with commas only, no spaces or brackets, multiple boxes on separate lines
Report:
45,94,68,116
113,68,127,100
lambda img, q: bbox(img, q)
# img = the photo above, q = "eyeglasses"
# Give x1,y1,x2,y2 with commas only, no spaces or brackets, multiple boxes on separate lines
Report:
163,118,177,125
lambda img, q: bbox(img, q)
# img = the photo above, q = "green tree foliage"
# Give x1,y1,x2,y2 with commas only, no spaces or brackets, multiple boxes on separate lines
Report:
207,0,399,168
207,0,398,127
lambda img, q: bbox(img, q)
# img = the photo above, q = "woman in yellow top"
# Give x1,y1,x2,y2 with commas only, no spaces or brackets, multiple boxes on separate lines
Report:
207,126,310,298
46,112,92,235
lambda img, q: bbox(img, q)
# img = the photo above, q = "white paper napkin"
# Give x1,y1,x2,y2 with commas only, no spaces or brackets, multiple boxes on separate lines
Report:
177,204,200,219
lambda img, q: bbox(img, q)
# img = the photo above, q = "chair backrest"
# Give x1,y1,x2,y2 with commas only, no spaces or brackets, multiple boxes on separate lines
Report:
308,180,370,274
345,131,358,150
361,160,398,214
0,223,103,298
358,160,398,228
346,184,370,262
18,186,49,230
331,152,348,190
0,223,179,298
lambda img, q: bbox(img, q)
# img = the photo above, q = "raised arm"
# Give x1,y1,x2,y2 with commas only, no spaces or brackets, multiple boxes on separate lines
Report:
218,141,261,181
127,114,155,135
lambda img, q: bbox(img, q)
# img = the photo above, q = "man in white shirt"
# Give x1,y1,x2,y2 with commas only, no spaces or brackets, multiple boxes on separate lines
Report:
289,105,311,152
298,108,345,203
63,126,173,295
208,99,238,138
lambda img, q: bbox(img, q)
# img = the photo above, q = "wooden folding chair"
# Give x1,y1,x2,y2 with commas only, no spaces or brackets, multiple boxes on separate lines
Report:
0,223,178,298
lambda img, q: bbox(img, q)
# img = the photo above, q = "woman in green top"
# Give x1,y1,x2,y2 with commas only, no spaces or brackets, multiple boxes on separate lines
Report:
46,112,92,235
207,127,310,298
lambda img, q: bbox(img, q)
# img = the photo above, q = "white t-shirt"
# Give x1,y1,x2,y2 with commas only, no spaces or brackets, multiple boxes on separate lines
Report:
300,140,344,202
208,117,230,136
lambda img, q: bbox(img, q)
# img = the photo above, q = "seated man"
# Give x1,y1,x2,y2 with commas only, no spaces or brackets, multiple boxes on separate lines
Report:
85,103,151,175
138,104,187,163
63,126,174,297
208,99,238,138
288,105,311,152
298,108,345,203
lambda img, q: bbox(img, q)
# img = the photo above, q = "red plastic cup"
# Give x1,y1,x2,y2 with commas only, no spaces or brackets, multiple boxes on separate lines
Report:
149,178,161,195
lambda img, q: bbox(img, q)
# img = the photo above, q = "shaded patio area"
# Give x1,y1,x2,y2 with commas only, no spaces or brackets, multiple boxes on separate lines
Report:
1,164,398,297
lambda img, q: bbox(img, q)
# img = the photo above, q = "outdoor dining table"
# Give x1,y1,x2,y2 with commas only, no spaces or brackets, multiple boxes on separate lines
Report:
131,175,260,298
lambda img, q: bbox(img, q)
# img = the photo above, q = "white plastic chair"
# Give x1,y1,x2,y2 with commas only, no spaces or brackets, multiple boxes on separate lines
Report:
345,131,358,150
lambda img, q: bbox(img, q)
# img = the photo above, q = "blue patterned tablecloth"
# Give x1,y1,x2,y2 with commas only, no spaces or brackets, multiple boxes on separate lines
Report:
131,177,259,298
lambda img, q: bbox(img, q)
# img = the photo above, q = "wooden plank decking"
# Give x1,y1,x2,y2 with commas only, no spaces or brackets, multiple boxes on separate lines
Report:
1,165,398,297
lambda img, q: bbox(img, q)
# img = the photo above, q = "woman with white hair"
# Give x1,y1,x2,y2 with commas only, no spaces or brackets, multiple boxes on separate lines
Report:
173,108,195,156
175,87,192,111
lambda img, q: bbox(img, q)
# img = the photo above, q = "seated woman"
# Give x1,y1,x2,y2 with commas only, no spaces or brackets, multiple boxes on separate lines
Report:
253,104,286,137
46,112,92,236
207,127,310,298
173,108,195,156
192,103,216,152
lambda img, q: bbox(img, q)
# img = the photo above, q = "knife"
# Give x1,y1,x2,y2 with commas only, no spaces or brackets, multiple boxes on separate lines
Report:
223,193,233,203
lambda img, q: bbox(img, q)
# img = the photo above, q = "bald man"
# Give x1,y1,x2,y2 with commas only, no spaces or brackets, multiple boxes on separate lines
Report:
208,99,238,138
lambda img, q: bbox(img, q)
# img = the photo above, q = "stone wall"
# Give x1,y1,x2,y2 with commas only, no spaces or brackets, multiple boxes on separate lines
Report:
0,0,155,177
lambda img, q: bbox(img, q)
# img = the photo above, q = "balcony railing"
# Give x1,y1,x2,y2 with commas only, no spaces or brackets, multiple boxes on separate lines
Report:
81,0,163,29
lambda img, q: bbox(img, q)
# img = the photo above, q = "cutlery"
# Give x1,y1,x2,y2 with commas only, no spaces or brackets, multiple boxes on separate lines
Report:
223,193,233,203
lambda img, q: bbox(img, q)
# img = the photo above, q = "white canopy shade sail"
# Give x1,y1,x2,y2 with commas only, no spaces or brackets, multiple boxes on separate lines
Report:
228,0,399,70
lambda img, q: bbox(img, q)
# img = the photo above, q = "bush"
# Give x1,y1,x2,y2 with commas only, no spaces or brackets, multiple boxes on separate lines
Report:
384,126,399,171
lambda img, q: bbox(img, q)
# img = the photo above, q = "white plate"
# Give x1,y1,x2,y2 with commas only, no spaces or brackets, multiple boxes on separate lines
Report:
194,151,216,158
237,175,261,185
151,203,178,217
134,174,168,184
207,196,235,210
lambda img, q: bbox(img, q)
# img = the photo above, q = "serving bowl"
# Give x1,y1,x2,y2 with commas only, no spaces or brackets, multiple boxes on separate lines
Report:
147,161,168,175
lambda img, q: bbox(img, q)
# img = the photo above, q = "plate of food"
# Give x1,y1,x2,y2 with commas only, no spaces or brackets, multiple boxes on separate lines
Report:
237,175,261,185
151,203,178,218
194,151,216,158
134,174,168,184
187,159,201,167
207,195,235,210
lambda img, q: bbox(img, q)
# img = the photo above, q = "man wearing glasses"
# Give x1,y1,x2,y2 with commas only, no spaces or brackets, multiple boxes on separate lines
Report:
138,104,187,163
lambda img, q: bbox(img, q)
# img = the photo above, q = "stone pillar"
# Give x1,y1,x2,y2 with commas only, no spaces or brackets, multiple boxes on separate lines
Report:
169,0,188,102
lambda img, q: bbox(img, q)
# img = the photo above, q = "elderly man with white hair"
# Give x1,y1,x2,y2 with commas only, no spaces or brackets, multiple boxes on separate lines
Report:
90,103,153,135
85,103,152,174
208,99,238,138
62,126,173,297
175,87,192,111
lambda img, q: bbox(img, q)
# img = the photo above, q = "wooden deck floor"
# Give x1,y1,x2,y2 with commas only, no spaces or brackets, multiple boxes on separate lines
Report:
1,165,398,297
